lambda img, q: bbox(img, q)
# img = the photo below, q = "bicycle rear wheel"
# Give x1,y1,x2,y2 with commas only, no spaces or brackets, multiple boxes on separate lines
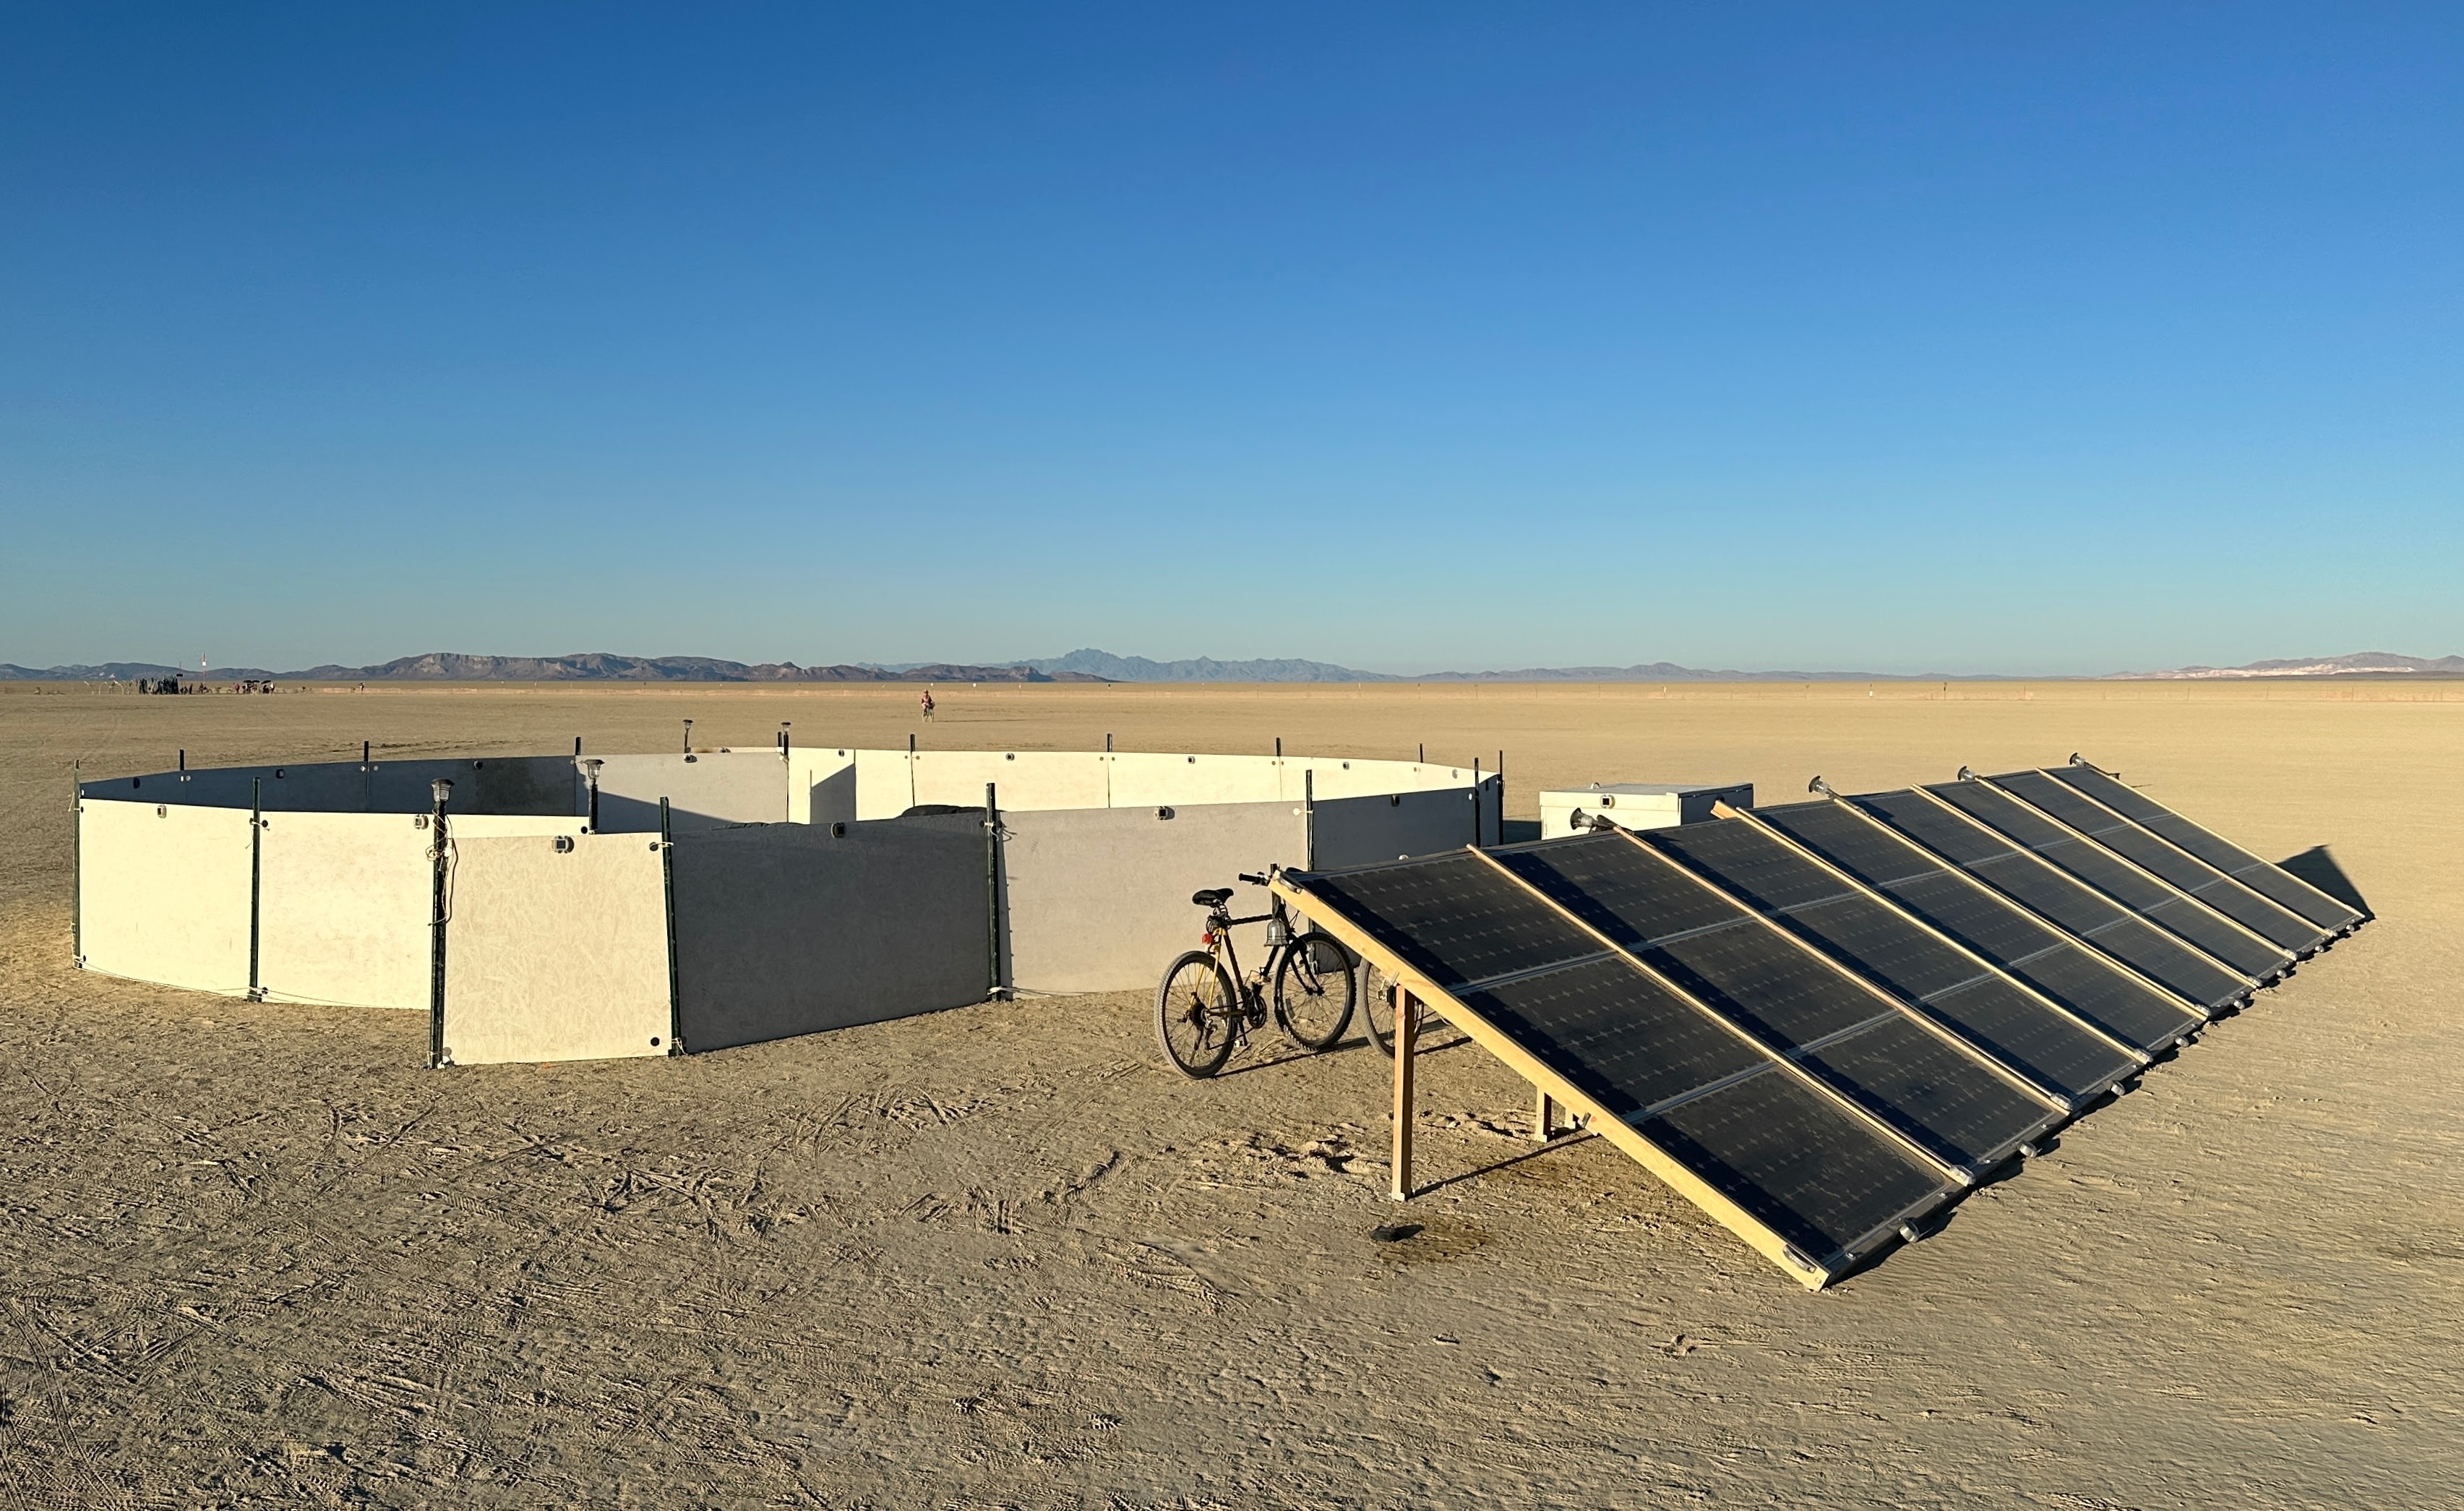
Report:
1155,951,1240,1077
1273,931,1356,1051
1359,962,1397,1056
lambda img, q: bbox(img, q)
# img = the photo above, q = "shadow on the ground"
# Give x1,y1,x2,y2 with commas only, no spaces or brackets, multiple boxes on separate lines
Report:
2279,844,2372,919
1412,1129,1600,1197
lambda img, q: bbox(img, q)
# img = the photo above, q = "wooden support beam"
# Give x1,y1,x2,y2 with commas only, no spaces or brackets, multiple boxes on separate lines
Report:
1390,982,1417,1202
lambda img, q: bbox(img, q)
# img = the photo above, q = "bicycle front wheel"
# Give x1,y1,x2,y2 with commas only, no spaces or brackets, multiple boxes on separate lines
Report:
1274,931,1357,1051
1155,951,1241,1078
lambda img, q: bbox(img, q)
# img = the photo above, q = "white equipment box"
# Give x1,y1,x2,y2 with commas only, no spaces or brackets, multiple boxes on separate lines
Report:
1537,782,1753,836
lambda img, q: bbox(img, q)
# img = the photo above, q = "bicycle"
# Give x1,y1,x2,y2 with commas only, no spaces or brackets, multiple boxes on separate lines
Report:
1154,869,1360,1077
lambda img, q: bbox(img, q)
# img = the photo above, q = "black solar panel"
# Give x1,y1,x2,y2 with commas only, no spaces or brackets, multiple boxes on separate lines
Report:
1457,955,1767,1118
1493,834,1738,946
1924,781,2288,979
2051,766,2361,931
1640,1071,1946,1264
1796,1016,2054,1170
1754,801,2207,1048
1524,834,2055,1169
1847,791,2251,1012
1640,819,1847,912
1282,761,2355,1287
1646,821,2137,1101
1302,851,1600,989
1988,771,2324,952
1288,839,1962,1275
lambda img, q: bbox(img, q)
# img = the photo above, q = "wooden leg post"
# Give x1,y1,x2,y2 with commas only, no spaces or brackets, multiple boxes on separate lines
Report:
1534,1087,1556,1142
1390,984,1417,1202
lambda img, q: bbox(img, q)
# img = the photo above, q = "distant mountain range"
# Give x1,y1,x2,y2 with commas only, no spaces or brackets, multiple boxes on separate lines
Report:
4,647,2455,684
2102,651,2464,680
0,652,1107,684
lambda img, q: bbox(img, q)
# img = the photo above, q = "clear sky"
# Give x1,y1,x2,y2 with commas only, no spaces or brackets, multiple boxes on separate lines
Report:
4,4,2457,675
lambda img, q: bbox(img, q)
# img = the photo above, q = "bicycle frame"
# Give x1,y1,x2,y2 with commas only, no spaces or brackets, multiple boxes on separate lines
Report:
1203,889,1295,1009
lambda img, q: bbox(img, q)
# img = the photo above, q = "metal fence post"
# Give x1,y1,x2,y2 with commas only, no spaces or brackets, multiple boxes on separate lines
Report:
428,778,452,1068
985,782,1003,998
70,761,81,967
247,777,264,1000
1304,769,1316,870
661,797,682,1054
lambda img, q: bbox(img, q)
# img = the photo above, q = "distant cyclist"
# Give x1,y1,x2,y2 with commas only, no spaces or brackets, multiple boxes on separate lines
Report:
919,688,936,722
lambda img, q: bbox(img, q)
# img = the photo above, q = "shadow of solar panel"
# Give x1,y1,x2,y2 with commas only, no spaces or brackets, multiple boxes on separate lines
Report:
1647,822,2137,1100
1301,850,1598,990
1492,834,1738,946
1850,791,2249,1012
1988,771,2324,952
1456,954,1764,1118
1640,1071,1946,1265
1753,802,2202,1051
2051,766,2361,931
1925,782,2288,979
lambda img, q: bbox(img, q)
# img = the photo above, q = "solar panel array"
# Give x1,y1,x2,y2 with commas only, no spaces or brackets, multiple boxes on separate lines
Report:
1276,759,2363,1290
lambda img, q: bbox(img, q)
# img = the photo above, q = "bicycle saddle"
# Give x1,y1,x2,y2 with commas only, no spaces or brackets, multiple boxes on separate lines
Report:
1190,887,1233,908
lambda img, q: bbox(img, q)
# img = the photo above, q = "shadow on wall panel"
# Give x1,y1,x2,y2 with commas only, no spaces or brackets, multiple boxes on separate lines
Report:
80,757,580,817
593,752,789,834
669,815,988,1052
1312,779,1501,867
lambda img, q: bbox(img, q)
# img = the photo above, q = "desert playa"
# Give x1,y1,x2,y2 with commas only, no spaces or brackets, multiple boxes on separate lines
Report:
1,679,2456,1507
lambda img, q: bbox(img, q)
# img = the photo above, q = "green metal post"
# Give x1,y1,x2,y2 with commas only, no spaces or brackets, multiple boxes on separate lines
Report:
70,762,81,966
248,777,264,999
985,782,1003,998
661,797,682,1054
428,779,451,1068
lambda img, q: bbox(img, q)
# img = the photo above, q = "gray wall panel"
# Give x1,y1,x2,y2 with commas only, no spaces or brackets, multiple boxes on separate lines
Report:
670,816,986,1051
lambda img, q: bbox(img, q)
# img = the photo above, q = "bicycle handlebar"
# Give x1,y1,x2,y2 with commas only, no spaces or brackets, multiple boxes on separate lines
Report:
1237,871,1269,886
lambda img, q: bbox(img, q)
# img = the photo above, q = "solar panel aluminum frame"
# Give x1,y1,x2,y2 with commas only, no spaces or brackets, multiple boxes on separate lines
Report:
1819,793,2222,1027
2005,766,2332,956
1710,800,2155,1084
1965,772,2304,977
1892,784,2263,1007
1605,828,2079,1134
1269,863,1955,1290
2063,756,2364,935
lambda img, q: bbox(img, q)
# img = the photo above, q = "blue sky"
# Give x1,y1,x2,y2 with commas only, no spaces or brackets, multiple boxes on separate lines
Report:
4,3,2457,675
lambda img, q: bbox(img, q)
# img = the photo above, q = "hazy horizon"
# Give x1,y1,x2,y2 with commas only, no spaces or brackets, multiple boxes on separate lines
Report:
6,5,2458,675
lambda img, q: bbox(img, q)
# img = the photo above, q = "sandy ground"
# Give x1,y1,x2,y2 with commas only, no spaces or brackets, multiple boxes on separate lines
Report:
1,679,2457,1509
